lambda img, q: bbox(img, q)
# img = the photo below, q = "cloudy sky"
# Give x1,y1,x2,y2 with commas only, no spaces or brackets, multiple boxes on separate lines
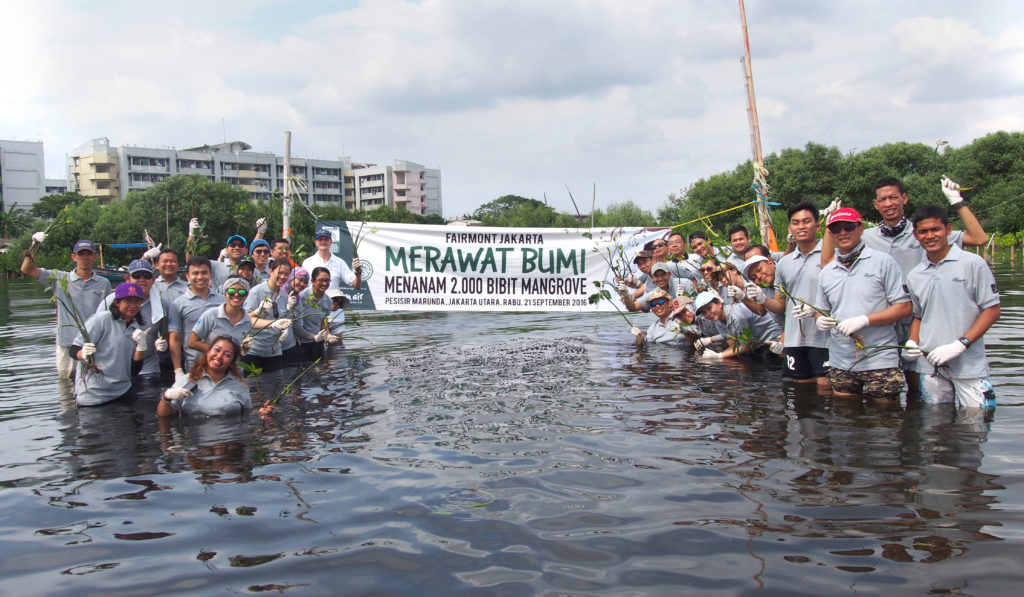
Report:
3,0,1023,218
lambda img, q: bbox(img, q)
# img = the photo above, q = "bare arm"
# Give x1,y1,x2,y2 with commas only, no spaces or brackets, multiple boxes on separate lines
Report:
865,301,913,327
962,304,1001,344
956,204,988,247
20,253,42,280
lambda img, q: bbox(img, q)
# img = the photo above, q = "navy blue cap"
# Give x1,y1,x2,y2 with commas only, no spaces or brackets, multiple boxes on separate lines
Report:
314,227,333,240
72,240,97,253
127,258,155,274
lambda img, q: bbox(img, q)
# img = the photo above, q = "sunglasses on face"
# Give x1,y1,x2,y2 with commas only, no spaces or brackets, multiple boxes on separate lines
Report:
253,249,269,255
652,242,667,248
130,272,153,280
827,222,860,234
650,298,669,307
225,288,248,297
228,242,246,248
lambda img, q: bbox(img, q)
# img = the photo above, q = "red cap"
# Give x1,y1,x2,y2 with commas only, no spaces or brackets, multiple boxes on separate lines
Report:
827,207,862,226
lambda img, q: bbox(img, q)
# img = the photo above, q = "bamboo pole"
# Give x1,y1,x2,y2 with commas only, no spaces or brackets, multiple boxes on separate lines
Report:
283,131,292,241
738,0,774,250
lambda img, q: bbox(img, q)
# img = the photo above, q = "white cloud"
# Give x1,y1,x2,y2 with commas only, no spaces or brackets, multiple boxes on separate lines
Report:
2,1,1022,217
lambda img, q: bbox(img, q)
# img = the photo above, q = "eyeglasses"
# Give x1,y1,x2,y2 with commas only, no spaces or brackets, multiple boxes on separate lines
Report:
225,288,249,297
253,249,269,255
130,271,153,280
827,222,860,234
228,242,246,248
650,298,669,307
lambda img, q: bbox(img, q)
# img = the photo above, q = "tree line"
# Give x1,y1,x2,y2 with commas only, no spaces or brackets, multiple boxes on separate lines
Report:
3,130,1022,274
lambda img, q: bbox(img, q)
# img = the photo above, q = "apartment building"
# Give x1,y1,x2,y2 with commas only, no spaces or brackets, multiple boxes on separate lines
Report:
66,138,443,216
1,139,64,209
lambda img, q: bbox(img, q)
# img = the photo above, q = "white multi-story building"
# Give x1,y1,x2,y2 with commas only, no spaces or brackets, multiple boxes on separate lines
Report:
66,139,443,217
1,139,64,209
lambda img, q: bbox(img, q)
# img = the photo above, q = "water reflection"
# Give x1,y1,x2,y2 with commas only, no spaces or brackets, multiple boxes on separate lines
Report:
1,271,1023,595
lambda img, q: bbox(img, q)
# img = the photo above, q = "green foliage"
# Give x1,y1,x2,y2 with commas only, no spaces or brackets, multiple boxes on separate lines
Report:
469,195,546,221
593,201,656,227
1,200,33,238
29,192,88,220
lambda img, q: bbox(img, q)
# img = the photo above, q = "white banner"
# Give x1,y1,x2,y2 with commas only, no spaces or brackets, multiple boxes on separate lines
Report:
317,221,670,311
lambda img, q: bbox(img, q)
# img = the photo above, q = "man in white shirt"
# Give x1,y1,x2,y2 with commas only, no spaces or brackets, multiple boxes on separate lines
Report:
301,226,362,292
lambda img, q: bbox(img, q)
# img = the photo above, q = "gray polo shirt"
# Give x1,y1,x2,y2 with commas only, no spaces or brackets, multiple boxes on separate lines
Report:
73,311,143,406
243,282,289,357
863,225,964,278
96,291,169,376
816,247,909,371
155,277,189,305
171,289,226,368
775,240,829,349
37,268,111,347
725,302,781,345
192,304,251,347
637,278,697,309
294,287,332,343
907,245,1000,378
167,371,252,417
645,318,688,344
210,260,239,290
253,266,271,284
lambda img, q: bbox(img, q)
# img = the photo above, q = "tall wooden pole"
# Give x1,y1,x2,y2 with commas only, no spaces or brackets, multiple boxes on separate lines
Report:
282,131,292,241
739,0,775,249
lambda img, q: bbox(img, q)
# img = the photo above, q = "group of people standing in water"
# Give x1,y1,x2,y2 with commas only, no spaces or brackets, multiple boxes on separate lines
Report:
21,217,360,418
21,173,1002,416
621,175,1000,411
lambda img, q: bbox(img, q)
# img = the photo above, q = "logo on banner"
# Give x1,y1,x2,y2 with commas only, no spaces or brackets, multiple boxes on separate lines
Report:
359,260,374,280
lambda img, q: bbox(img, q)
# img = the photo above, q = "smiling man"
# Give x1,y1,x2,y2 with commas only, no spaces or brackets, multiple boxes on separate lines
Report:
168,256,226,379
815,207,911,399
902,206,1001,409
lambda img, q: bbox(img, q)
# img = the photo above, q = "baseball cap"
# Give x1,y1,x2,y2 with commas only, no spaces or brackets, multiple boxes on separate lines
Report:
72,240,97,254
650,262,670,275
314,227,333,240
693,290,720,314
632,250,653,263
742,255,770,278
648,288,670,303
236,256,256,270
827,207,862,226
114,282,144,300
127,258,155,274
250,239,270,251
226,234,247,247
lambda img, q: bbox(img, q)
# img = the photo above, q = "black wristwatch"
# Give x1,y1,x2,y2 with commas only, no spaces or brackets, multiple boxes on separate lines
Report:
958,336,971,348
951,200,967,211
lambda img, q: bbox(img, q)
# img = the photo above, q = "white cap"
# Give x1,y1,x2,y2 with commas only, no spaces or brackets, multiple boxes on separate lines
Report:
693,290,719,314
742,255,769,278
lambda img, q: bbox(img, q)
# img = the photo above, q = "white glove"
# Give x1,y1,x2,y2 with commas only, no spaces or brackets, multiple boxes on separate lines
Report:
154,336,168,352
314,329,330,342
240,336,254,355
744,281,766,304
142,243,162,261
902,340,923,361
352,257,362,273
164,386,193,402
791,303,815,320
699,349,724,361
819,197,842,218
259,297,275,312
327,334,341,344
769,341,784,355
81,343,96,358
271,319,293,331
131,327,151,351
617,282,629,296
836,315,870,336
32,231,47,244
786,233,796,245
630,326,642,337
694,336,715,350
218,248,229,262
940,175,963,206
675,284,685,298
726,285,744,300
174,368,188,382
255,217,268,234
188,217,201,236
626,274,640,288
815,315,837,331
927,341,967,366
286,293,298,311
